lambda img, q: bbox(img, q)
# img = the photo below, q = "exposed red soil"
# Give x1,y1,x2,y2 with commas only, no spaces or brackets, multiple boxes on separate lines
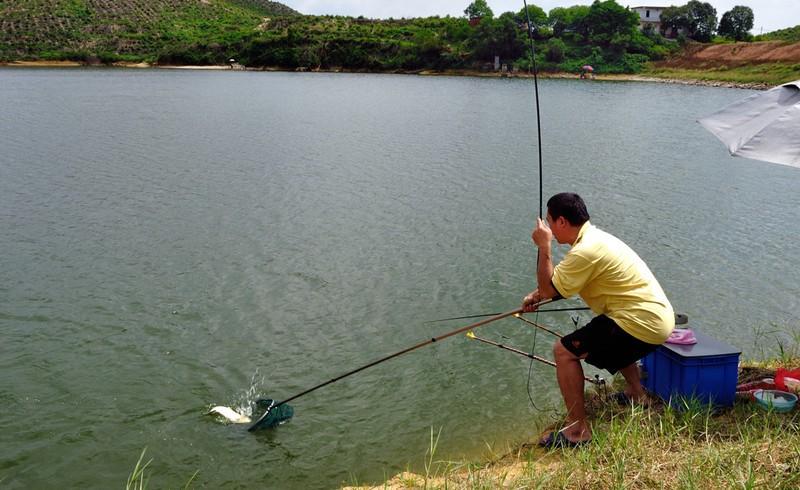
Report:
657,41,800,69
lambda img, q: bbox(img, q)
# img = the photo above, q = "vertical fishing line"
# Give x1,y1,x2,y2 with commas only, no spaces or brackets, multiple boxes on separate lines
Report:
522,0,546,413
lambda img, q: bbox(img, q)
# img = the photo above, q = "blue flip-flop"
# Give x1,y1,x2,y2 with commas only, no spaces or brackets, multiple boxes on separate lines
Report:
538,431,589,449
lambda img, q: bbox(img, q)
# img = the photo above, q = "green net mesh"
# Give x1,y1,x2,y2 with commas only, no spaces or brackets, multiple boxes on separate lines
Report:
248,399,294,431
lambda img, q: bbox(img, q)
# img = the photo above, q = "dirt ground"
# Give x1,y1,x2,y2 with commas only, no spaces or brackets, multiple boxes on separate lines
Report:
657,41,800,69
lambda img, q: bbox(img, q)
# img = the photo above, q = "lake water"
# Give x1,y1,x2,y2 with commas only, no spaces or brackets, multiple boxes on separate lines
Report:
1,69,798,489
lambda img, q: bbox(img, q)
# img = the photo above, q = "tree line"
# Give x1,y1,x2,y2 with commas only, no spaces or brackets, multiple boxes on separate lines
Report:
2,0,766,71
658,1,754,42
226,1,759,73
227,1,673,73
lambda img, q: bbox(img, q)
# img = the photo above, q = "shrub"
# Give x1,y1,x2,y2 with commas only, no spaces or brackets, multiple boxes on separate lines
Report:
545,38,566,62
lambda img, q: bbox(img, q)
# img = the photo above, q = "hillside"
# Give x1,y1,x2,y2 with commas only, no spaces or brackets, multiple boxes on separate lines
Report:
756,25,800,42
0,0,297,62
229,0,298,16
641,40,800,87
656,41,800,69
0,1,673,73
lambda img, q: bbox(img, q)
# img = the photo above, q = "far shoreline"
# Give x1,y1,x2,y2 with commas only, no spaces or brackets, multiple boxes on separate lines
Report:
0,60,771,90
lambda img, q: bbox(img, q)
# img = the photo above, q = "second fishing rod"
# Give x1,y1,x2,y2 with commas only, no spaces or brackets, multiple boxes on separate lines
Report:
465,312,605,385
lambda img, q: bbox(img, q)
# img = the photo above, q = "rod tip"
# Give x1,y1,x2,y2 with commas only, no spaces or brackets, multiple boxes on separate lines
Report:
466,331,475,339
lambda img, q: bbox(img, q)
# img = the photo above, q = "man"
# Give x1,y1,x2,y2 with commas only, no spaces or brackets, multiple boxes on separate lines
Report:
522,193,674,448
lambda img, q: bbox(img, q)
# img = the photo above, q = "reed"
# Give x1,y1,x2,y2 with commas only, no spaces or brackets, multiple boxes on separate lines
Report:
125,448,198,490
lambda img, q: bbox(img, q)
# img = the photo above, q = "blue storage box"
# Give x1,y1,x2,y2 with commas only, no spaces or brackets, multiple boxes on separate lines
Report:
642,330,740,406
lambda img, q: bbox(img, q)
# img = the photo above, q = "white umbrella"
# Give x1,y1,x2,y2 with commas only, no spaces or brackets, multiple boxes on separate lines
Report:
698,79,800,168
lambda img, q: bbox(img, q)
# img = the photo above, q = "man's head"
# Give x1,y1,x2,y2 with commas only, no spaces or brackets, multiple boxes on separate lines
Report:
546,193,590,244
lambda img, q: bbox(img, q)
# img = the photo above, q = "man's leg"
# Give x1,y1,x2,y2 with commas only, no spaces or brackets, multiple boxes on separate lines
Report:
553,341,591,442
618,362,647,403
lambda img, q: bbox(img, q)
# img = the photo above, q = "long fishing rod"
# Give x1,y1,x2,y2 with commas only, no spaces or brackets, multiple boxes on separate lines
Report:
522,0,543,218
424,307,590,324
248,299,553,431
521,0,549,412
466,331,602,385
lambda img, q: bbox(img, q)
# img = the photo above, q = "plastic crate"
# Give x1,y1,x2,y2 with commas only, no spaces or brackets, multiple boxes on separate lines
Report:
642,330,740,406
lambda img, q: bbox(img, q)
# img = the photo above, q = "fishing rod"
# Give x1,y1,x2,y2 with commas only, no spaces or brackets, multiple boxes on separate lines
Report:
424,307,590,324
521,0,552,412
247,299,553,431
522,0,543,218
514,314,563,338
466,331,603,385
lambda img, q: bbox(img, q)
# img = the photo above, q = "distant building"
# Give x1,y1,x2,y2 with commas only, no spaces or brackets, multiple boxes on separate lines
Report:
631,5,665,32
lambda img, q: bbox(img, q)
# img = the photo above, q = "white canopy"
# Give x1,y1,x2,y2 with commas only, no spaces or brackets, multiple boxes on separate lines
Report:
698,80,800,168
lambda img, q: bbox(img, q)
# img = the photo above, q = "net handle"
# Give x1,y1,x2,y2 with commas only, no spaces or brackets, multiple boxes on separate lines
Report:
248,301,552,431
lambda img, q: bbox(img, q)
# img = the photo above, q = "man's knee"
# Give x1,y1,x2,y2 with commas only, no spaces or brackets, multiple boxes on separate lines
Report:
554,339,586,362
553,340,575,362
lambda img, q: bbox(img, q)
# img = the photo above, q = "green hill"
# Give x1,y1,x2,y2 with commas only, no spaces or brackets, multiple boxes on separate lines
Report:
0,0,677,75
755,25,800,42
0,0,298,62
229,0,298,16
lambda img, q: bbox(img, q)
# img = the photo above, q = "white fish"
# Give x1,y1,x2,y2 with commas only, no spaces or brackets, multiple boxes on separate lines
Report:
209,406,251,424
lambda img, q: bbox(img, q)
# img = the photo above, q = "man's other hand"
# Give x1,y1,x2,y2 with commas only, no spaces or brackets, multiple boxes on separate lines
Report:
532,217,552,248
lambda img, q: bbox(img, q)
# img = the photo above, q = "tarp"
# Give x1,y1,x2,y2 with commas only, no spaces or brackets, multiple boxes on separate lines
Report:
698,80,800,168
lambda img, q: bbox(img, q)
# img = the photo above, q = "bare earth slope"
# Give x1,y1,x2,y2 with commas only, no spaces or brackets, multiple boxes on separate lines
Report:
657,41,800,69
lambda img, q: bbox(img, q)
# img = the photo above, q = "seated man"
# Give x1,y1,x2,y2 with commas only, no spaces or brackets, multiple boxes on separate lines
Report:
523,192,674,447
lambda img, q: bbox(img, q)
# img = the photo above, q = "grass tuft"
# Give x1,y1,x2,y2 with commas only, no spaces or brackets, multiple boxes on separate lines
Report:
126,448,152,490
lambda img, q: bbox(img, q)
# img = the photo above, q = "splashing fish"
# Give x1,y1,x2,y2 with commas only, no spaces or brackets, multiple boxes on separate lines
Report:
208,406,251,424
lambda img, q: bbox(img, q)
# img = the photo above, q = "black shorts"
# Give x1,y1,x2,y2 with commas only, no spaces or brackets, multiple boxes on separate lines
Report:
560,315,660,374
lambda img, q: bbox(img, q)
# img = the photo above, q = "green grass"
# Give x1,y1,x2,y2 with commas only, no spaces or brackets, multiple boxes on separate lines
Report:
642,62,800,87
369,356,800,489
126,449,152,490
125,448,198,490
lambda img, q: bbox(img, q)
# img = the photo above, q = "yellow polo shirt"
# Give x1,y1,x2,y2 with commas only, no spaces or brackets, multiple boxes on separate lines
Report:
551,222,674,344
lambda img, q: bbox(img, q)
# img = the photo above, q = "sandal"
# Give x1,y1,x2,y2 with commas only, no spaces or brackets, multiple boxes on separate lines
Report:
538,431,589,449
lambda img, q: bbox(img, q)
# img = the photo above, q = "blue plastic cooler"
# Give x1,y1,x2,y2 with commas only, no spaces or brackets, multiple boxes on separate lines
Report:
642,330,740,406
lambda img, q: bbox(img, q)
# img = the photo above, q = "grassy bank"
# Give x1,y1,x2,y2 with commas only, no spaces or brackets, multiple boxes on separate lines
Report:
352,358,800,490
642,62,800,88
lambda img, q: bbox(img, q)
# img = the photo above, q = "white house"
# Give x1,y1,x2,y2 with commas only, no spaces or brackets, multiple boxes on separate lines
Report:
630,5,666,32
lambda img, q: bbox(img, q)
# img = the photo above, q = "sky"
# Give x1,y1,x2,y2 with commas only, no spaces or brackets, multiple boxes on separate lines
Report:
281,1,799,34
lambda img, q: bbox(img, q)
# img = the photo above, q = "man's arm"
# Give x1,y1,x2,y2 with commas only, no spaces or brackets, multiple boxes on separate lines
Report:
536,235,558,299
522,218,561,312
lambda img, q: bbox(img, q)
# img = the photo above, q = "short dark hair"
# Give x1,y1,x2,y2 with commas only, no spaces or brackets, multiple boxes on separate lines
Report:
547,193,590,226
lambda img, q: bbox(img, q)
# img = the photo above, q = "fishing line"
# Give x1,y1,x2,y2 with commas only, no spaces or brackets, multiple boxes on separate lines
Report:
522,0,546,413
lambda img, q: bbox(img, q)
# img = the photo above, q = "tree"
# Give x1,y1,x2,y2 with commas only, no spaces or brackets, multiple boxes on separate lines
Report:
660,5,689,37
464,0,493,20
584,0,640,47
549,5,590,38
469,12,525,61
544,38,566,62
516,4,547,32
718,5,754,41
685,1,717,42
